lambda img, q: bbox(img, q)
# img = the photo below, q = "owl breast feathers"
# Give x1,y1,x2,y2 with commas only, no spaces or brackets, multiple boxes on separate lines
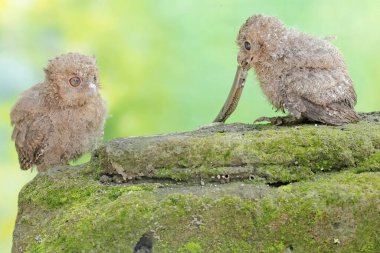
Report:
10,53,107,172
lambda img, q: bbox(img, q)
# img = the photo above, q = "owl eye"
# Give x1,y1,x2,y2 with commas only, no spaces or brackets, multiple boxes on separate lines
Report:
244,41,251,51
93,75,97,82
69,77,81,87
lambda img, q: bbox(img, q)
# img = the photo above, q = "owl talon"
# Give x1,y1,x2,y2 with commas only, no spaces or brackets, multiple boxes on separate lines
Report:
254,116,300,126
254,116,284,125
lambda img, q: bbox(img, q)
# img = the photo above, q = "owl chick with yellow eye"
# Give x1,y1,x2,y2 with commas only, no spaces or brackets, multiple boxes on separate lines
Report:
10,53,107,172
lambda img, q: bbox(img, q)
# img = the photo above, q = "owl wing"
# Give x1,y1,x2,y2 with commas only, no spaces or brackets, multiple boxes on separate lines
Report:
284,33,345,70
285,67,356,106
11,88,52,170
284,67,359,125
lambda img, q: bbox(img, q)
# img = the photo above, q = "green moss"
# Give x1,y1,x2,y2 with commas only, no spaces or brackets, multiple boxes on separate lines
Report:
20,175,95,209
95,122,380,184
257,165,314,182
155,167,193,181
179,242,203,253
19,172,157,210
28,243,46,253
154,166,257,182
13,165,380,253
355,150,380,173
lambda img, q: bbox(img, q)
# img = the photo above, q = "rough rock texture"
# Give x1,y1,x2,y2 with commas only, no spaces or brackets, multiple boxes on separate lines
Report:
13,112,380,253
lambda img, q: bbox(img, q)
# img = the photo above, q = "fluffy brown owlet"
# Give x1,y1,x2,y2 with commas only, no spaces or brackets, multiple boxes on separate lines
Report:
214,15,359,125
10,53,107,172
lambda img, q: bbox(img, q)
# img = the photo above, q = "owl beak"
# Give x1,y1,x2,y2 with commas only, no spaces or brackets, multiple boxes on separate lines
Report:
89,82,97,90
213,65,248,123
87,82,98,96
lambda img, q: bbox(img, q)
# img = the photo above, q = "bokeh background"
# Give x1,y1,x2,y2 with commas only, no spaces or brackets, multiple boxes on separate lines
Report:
1,0,379,251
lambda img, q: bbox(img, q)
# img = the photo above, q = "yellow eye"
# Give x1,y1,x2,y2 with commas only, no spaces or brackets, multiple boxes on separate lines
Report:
69,77,81,87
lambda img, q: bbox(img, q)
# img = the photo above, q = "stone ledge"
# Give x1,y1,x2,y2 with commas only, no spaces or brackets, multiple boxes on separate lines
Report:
12,112,380,252
93,112,380,184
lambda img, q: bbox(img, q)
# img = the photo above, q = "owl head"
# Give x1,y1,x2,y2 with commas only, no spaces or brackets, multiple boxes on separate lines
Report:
236,15,285,68
44,52,100,107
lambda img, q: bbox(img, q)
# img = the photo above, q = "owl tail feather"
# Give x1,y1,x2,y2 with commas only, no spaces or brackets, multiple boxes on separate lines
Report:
302,100,360,126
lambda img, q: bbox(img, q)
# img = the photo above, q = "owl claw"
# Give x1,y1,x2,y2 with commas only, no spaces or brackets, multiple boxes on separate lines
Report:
254,116,284,125
254,116,301,126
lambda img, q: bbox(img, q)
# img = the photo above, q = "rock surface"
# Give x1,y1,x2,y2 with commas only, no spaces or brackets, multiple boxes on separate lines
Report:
12,112,380,253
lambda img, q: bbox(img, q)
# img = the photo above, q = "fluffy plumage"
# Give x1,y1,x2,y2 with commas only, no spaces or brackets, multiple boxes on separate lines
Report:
236,15,359,125
10,53,107,171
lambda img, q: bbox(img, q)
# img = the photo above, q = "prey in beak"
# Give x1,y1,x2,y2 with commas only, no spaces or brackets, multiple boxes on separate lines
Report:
213,22,258,123
213,65,248,123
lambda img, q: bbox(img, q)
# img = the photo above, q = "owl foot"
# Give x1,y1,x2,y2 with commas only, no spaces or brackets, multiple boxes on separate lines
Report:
254,116,303,126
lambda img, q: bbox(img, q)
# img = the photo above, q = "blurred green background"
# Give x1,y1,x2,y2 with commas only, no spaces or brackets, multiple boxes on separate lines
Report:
1,0,379,251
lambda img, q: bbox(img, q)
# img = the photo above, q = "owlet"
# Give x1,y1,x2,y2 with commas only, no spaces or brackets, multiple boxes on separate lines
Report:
10,53,107,172
214,15,359,125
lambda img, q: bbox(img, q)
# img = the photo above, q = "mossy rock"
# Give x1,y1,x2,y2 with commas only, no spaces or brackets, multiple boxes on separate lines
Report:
12,112,380,253
93,113,380,184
